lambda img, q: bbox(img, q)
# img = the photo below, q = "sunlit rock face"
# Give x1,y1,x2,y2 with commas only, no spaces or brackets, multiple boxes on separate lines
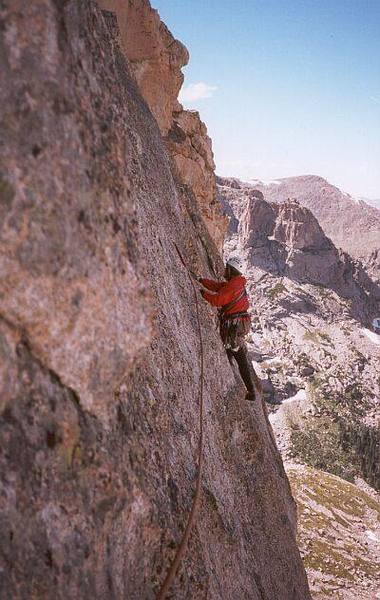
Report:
272,200,333,252
0,2,311,598
99,0,227,250
167,108,228,250
99,0,189,135
239,191,276,247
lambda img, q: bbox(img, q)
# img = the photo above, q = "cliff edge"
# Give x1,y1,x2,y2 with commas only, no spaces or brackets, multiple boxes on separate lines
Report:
99,0,227,250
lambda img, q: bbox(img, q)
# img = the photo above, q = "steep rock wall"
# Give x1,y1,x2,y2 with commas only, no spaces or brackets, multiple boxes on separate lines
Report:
99,0,227,250
0,2,310,599
166,108,227,250
273,200,333,252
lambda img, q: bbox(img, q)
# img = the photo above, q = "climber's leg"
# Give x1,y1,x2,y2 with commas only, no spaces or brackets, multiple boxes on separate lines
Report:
226,347,235,366
232,345,262,401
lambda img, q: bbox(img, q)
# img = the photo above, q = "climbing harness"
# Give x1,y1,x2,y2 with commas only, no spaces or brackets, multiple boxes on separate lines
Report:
219,287,251,351
218,284,250,351
223,311,250,320
156,243,205,600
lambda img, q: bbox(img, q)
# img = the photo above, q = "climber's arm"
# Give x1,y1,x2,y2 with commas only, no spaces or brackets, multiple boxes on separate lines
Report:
200,281,235,307
199,278,223,292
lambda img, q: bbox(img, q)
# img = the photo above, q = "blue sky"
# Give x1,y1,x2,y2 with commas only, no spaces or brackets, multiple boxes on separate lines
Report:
153,0,380,199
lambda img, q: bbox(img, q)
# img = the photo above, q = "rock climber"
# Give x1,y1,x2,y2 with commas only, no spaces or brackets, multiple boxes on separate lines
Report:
196,256,261,401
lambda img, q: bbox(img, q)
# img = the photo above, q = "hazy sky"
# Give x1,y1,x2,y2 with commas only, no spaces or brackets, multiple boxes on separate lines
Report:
153,0,380,199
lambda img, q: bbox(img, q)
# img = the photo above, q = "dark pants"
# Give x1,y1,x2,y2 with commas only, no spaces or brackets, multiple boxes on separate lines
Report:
226,345,259,394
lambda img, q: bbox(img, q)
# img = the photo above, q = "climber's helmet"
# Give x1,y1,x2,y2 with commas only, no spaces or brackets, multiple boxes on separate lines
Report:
225,255,244,278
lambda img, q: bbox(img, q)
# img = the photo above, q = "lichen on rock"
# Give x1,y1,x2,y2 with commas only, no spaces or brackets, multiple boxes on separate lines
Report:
288,465,380,599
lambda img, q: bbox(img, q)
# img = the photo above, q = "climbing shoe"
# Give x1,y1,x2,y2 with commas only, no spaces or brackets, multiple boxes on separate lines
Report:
245,390,256,402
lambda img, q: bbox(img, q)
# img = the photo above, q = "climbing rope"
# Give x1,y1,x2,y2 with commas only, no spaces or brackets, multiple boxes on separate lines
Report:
156,243,205,600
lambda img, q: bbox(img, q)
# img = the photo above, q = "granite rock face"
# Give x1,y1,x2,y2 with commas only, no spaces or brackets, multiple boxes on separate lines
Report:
99,0,227,249
273,200,333,252
0,0,152,421
239,191,275,247
167,108,227,250
0,2,310,599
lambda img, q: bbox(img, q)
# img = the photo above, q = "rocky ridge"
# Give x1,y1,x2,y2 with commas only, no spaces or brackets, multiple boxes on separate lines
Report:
100,0,227,249
219,177,380,598
218,174,380,276
221,183,380,323
0,2,311,598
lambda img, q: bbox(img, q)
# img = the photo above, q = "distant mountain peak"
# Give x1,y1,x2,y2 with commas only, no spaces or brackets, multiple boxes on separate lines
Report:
218,174,380,264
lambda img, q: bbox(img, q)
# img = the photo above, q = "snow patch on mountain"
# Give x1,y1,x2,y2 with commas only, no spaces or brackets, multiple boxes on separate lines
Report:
362,328,380,345
249,178,282,186
283,389,307,405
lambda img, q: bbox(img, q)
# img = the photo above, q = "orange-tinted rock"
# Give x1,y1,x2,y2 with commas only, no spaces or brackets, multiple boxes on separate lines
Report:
167,109,228,249
99,0,227,250
99,0,189,135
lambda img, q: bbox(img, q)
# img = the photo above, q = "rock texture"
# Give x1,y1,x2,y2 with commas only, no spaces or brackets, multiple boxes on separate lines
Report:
99,0,188,135
288,466,380,600
0,2,152,421
220,178,380,598
273,200,332,252
363,249,380,284
239,190,275,247
99,0,227,249
0,2,310,599
166,109,227,250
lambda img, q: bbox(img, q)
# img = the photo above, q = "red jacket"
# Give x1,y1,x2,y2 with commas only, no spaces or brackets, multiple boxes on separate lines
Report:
200,275,250,316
